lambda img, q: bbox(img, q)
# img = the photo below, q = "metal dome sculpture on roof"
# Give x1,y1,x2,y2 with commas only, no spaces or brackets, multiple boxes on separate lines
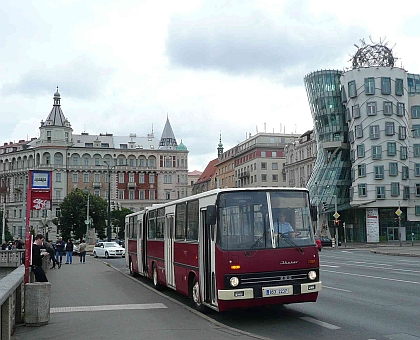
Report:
350,37,397,69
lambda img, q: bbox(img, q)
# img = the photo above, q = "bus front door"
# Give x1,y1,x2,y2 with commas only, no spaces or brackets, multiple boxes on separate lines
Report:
164,214,175,288
200,210,217,307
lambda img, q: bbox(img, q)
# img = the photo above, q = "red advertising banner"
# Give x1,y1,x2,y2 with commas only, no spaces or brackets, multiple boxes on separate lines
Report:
25,170,52,283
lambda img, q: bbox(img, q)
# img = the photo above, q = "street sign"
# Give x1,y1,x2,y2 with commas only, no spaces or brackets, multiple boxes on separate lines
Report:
333,212,340,219
395,208,402,217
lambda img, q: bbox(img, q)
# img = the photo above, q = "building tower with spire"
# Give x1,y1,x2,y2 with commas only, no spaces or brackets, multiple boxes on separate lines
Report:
217,133,224,159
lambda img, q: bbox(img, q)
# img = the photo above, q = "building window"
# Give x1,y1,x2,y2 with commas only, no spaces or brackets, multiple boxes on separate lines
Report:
94,158,100,166
401,146,408,160
94,173,100,182
149,174,155,184
387,142,396,156
365,77,375,95
348,80,356,98
374,166,384,179
129,191,134,200
139,190,145,200
261,174,267,182
352,104,360,118
402,166,409,180
396,78,404,96
261,162,267,170
358,184,367,197
397,102,405,116
389,162,398,176
56,173,61,182
139,173,145,183
84,157,89,166
398,126,406,140
415,144,420,157
72,173,78,182
372,145,382,160
94,190,100,197
391,182,400,196
272,151,277,157
412,106,420,119
370,125,380,139
129,173,135,183
358,164,366,177
413,125,420,138
416,206,420,215
349,130,354,144
404,186,410,200
272,174,278,182
416,163,420,177
118,190,124,199
355,124,363,138
350,149,355,162
416,184,420,197
346,108,351,122
83,173,89,183
376,186,385,199
261,151,266,157
272,163,278,170
357,144,365,158
149,190,155,200
367,102,377,116
381,77,391,94
385,122,395,136
383,102,393,115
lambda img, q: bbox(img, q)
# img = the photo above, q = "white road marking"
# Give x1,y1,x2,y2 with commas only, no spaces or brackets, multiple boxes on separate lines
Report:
322,285,352,292
321,265,340,268
51,303,167,313
300,316,341,330
323,270,420,285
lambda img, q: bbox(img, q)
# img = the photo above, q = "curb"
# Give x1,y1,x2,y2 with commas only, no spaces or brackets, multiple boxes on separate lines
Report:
370,250,420,257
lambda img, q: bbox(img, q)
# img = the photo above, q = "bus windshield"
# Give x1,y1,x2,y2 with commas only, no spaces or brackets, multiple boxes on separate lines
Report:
217,190,315,251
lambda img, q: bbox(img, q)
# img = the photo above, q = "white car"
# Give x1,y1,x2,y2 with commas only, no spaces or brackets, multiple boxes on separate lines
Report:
93,242,125,259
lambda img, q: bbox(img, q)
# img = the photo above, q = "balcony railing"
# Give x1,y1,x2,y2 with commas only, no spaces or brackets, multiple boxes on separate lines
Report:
92,182,102,188
127,182,137,189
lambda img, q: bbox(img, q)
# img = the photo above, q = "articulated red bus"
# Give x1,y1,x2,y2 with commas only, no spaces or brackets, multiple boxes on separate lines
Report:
125,187,321,312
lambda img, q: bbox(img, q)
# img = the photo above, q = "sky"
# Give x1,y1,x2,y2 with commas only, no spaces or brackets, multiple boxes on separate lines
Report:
1,0,419,172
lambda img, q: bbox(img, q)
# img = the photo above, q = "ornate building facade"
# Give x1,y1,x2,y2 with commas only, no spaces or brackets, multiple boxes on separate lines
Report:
0,89,189,241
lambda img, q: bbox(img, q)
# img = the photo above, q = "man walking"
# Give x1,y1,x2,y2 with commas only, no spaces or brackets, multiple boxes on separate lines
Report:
79,239,87,263
32,234,48,282
55,236,65,268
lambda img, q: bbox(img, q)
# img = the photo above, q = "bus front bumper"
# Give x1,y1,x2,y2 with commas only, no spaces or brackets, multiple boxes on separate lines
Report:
218,281,322,300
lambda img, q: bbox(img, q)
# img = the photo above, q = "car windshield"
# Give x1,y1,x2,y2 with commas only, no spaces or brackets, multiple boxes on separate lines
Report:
104,242,120,248
216,190,315,250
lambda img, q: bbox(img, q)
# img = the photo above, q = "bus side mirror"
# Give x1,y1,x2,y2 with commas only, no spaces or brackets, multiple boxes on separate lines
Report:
206,205,217,225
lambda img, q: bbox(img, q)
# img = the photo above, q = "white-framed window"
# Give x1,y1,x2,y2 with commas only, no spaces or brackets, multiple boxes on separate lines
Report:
149,190,155,200
355,124,363,138
261,151,266,157
370,125,380,139
381,77,391,94
365,77,375,94
367,102,377,116
118,190,124,199
94,158,100,166
139,190,145,200
383,101,393,115
401,146,408,160
412,106,420,119
402,166,409,179
414,144,420,157
352,104,360,118
357,144,365,158
84,157,89,165
55,190,61,200
72,173,78,182
272,163,278,170
387,142,396,156
389,162,398,176
391,182,400,196
358,164,366,177
129,190,134,200
374,165,384,179
83,173,89,183
129,173,134,183
396,78,404,96
399,126,407,140
139,173,145,183
372,145,382,159
94,173,100,182
119,173,124,183
149,174,155,184
385,122,394,136
348,80,356,98
56,173,62,182
404,186,410,200
376,186,385,199
415,163,420,177
94,190,100,197
397,102,405,116
358,183,367,197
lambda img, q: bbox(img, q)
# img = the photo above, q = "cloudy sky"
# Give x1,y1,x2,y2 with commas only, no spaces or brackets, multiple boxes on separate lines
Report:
1,0,419,171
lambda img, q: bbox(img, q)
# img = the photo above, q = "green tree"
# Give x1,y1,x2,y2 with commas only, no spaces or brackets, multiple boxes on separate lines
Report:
58,189,107,241
111,207,132,240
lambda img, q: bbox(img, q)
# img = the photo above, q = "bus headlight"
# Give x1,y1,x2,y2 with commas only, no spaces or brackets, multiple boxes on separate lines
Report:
308,271,317,280
230,277,240,287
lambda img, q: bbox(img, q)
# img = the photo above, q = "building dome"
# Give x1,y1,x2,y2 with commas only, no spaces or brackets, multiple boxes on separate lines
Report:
177,140,188,151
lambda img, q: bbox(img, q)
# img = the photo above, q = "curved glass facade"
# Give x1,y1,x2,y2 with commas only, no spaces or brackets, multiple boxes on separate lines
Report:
304,70,351,211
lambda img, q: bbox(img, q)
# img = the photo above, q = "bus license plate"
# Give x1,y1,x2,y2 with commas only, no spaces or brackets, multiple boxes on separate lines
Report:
263,287,289,297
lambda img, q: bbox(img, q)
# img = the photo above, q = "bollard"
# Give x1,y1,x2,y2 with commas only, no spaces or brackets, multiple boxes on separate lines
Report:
332,238,335,248
24,282,51,326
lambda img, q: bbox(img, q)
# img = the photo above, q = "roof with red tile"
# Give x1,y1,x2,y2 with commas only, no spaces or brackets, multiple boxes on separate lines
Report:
195,159,218,184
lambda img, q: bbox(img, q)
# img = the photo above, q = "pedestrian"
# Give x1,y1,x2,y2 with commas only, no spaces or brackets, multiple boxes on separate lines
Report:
55,236,65,268
16,239,23,249
1,241,6,250
31,234,48,282
79,239,87,263
65,239,74,264
7,241,13,250
44,240,57,269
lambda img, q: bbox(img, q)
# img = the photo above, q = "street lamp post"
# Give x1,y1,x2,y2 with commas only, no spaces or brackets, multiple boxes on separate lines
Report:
104,161,114,242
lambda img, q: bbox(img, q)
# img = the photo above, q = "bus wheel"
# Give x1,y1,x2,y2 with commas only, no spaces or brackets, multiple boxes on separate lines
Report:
152,264,163,290
191,277,206,313
129,259,138,277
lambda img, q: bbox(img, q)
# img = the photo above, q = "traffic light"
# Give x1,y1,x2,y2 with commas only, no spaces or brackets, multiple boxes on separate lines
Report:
334,219,339,227
322,202,327,211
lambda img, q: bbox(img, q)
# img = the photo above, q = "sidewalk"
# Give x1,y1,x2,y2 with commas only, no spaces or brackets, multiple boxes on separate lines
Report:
12,258,268,340
327,241,420,257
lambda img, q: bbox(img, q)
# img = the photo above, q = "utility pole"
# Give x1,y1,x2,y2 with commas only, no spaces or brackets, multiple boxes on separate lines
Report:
85,192,90,244
2,202,5,242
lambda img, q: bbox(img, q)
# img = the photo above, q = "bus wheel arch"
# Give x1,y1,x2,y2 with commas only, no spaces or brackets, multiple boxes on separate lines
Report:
129,257,139,277
189,273,206,313
152,262,163,290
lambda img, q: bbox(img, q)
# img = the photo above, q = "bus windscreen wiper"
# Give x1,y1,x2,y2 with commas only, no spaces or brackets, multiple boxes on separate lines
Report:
279,233,304,254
